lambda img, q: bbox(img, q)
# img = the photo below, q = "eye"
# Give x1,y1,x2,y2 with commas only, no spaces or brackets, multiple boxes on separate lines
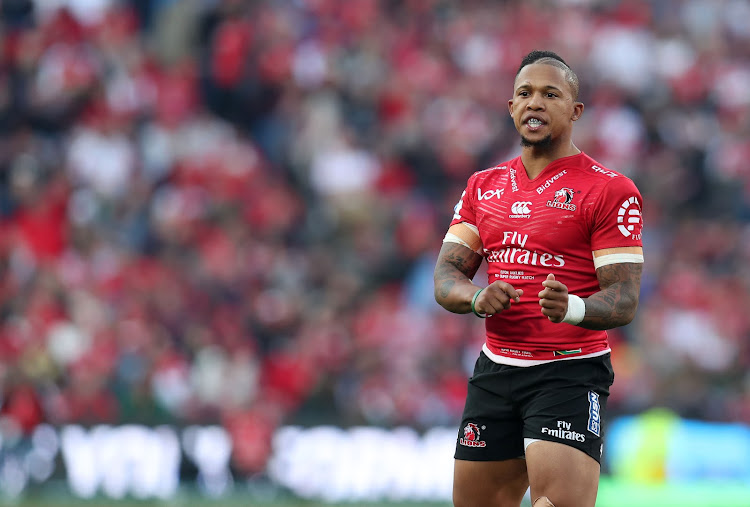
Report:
518,91,529,97
546,92,558,98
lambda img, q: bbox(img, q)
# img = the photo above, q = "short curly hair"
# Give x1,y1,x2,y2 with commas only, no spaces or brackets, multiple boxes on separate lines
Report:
516,50,580,100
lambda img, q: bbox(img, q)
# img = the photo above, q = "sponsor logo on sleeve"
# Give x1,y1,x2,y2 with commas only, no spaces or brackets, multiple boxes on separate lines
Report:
617,196,642,240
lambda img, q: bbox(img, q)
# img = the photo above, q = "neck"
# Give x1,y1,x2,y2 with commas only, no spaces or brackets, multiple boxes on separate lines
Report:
520,141,581,180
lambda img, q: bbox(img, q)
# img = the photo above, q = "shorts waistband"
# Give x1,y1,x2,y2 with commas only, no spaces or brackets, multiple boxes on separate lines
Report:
482,343,611,367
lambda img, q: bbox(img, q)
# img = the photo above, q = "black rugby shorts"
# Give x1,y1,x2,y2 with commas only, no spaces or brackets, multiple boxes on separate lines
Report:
454,351,614,463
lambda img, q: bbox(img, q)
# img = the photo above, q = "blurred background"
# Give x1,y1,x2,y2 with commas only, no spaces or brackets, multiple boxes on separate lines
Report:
0,0,749,505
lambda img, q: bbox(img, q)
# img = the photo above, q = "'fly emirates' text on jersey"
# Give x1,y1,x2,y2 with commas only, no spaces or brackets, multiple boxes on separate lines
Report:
451,152,643,364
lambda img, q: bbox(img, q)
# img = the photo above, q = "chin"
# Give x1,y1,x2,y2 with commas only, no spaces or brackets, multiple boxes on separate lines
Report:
520,134,553,149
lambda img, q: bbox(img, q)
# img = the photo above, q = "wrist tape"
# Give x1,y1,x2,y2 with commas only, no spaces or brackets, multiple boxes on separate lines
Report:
562,294,585,325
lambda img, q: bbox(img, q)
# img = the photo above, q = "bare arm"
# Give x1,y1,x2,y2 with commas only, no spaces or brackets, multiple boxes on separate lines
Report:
433,241,484,314
580,261,642,330
434,224,523,315
538,247,643,329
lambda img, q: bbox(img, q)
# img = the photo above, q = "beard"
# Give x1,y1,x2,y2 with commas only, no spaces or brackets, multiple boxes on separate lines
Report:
520,134,553,149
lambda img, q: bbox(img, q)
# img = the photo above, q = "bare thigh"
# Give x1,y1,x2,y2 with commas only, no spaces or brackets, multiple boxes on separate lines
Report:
453,458,529,507
525,440,600,507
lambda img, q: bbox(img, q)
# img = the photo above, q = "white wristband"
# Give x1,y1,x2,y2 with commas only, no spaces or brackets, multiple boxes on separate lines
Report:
562,294,586,325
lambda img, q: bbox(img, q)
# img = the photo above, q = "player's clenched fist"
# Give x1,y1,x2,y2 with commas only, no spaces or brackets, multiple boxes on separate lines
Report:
474,281,524,317
538,273,570,323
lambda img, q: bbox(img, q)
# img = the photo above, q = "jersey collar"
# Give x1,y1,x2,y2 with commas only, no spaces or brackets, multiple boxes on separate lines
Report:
514,152,586,191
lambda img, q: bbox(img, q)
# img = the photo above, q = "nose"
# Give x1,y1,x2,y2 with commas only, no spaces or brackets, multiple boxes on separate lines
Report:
526,92,545,110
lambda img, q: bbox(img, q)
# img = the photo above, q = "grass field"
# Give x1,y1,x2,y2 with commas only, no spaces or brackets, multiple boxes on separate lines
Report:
6,478,750,507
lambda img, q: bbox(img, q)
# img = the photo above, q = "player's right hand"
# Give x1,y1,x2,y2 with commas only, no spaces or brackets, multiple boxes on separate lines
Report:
475,281,523,316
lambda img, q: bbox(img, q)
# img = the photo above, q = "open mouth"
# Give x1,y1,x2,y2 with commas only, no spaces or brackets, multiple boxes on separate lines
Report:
526,118,545,131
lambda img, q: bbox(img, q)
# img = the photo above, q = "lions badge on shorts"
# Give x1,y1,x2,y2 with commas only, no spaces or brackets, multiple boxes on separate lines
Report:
459,422,486,447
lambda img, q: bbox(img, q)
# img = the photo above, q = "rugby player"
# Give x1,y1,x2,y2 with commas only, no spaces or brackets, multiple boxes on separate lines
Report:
434,50,644,507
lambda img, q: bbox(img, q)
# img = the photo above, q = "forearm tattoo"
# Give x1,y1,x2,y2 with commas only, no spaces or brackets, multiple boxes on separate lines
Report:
580,262,643,330
433,243,483,306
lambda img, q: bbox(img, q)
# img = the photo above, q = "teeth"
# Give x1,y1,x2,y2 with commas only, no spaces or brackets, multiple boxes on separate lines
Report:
528,118,542,126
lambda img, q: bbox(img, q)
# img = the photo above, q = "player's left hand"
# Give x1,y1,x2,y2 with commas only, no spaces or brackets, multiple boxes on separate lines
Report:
538,273,569,323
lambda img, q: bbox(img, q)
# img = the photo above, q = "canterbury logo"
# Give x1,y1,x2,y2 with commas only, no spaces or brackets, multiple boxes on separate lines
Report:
510,201,532,215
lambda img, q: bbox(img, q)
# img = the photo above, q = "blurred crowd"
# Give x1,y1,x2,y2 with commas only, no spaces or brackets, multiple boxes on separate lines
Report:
0,0,749,475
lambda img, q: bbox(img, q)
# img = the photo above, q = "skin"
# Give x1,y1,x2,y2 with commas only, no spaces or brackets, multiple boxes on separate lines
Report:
510,63,584,179
436,62,643,507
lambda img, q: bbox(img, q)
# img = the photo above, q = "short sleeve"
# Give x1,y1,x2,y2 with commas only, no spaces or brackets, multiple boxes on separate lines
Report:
449,181,478,228
589,176,644,250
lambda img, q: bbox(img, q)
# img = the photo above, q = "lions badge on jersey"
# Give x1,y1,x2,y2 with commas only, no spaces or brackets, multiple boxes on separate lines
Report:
546,187,577,212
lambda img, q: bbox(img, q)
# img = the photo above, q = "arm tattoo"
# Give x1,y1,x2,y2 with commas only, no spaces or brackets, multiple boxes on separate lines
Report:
433,243,483,312
579,262,642,330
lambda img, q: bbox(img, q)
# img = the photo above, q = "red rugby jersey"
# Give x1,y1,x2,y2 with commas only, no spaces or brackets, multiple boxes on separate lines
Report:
450,152,643,364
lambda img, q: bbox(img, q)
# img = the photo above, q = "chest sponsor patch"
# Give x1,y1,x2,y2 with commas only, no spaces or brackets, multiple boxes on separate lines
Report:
535,169,568,194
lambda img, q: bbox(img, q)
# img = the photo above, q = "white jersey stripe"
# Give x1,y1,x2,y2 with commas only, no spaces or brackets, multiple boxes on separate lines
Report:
593,253,644,269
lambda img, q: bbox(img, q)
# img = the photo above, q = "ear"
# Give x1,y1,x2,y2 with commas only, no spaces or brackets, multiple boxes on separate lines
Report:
508,99,514,117
571,101,584,121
